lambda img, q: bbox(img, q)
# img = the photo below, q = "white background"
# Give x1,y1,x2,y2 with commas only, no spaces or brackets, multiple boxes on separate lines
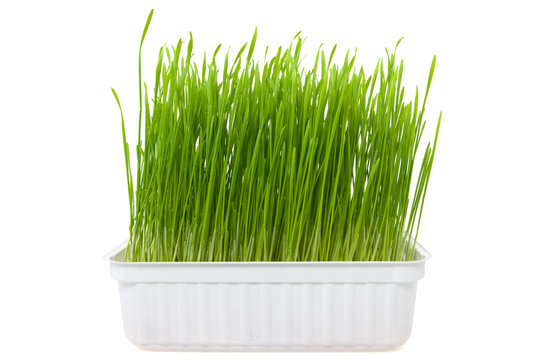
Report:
1,0,539,358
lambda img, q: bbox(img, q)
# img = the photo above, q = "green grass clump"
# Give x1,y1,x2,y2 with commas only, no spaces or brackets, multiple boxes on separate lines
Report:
112,10,441,262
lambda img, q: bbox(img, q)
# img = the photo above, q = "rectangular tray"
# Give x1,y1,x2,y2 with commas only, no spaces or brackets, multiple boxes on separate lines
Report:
106,243,430,351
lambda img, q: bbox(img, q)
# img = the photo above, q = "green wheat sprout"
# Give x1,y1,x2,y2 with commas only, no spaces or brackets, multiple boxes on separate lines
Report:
112,10,441,262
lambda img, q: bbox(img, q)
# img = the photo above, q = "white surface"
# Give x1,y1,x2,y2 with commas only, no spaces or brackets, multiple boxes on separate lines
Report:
108,244,427,350
1,0,539,359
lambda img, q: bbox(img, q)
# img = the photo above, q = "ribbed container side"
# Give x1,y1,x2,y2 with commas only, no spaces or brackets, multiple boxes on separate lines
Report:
117,281,418,350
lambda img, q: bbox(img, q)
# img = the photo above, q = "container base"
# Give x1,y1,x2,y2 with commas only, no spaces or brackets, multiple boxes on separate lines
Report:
137,344,404,352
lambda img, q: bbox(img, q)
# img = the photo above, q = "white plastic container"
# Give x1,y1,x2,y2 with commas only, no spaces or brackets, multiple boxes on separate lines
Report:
106,243,430,351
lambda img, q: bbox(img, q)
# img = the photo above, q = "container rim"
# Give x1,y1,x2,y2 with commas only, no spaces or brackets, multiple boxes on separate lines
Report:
105,241,431,265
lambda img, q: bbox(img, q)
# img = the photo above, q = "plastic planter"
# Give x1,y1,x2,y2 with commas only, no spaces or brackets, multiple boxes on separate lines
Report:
106,243,430,351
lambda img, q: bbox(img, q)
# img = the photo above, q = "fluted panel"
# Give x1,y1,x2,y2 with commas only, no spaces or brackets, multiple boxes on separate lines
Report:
118,281,418,350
